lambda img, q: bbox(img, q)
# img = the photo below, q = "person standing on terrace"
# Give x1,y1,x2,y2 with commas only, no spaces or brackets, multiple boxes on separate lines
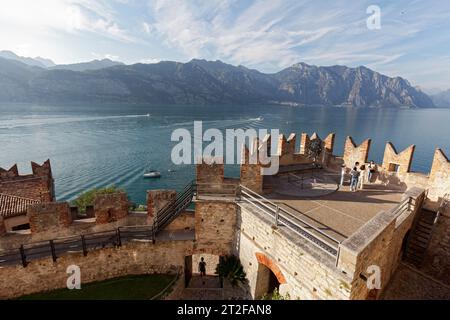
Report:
358,164,366,190
350,162,360,192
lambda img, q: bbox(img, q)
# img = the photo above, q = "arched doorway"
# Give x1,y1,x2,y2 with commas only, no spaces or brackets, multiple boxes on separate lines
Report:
184,253,222,288
254,253,286,299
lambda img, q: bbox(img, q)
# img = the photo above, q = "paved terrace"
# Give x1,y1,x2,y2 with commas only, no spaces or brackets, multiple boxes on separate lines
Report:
262,171,404,244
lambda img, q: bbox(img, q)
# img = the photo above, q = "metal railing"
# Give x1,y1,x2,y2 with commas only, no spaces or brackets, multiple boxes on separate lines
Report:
238,185,342,258
0,225,155,268
153,182,195,232
0,181,197,268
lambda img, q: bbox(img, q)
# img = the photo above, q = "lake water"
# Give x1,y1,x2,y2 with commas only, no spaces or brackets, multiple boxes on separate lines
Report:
0,103,449,205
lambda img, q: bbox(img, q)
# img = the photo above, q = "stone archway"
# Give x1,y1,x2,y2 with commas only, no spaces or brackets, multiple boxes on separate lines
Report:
255,252,286,284
254,252,286,298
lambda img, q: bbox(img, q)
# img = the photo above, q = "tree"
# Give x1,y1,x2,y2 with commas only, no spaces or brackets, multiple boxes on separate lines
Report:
215,255,247,287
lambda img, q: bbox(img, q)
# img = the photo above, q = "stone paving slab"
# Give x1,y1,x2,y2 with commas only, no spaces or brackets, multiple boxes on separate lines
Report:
265,173,403,240
382,263,450,300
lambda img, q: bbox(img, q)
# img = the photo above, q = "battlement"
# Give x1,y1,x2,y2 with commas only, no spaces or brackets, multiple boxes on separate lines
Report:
0,160,55,203
0,159,52,180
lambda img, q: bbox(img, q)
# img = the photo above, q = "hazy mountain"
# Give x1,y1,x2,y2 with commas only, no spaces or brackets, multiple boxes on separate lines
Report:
431,89,450,107
49,59,124,72
273,63,434,108
33,57,56,68
0,50,55,68
0,56,435,108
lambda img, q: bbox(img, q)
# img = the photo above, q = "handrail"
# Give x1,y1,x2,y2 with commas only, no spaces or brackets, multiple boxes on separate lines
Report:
240,185,342,245
0,224,156,267
239,184,341,257
153,181,195,232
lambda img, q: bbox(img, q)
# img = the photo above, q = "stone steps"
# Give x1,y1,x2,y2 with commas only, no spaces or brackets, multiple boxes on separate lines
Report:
403,208,437,267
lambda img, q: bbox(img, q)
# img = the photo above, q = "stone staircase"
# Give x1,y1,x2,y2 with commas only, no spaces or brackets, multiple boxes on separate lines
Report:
403,208,437,267
403,193,449,267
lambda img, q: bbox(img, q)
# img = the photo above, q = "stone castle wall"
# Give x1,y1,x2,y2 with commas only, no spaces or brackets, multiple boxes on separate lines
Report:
194,200,237,256
27,202,72,234
337,187,426,299
236,205,352,300
0,160,54,202
422,204,450,284
94,192,129,224
0,240,192,299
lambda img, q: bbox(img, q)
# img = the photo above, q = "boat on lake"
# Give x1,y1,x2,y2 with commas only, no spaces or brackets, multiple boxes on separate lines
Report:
143,170,161,178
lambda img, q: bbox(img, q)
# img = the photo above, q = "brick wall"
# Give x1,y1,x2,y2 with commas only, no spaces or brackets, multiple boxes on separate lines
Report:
240,145,263,193
0,160,54,202
343,136,371,167
194,200,237,256
196,160,224,185
146,190,177,224
94,192,129,224
381,142,415,173
27,202,72,233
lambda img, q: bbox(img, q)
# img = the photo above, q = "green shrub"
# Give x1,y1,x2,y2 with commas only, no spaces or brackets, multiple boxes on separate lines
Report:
215,255,247,287
71,186,124,213
261,288,290,300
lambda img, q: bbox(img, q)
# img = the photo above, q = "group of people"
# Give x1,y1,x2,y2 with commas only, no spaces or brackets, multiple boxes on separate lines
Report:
340,160,376,192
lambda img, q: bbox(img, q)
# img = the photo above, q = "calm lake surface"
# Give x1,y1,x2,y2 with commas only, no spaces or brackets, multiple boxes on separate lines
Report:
0,103,449,205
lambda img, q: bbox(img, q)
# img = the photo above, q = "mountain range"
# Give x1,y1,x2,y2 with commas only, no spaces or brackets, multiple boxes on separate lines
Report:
430,89,450,108
0,51,438,108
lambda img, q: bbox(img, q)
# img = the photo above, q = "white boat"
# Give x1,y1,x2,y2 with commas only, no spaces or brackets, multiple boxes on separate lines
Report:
143,170,161,178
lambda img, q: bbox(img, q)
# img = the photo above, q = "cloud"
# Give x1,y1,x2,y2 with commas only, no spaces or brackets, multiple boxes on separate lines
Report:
146,0,345,69
0,0,136,43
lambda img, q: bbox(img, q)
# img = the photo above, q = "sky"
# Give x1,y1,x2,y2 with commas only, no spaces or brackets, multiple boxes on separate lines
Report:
0,0,449,91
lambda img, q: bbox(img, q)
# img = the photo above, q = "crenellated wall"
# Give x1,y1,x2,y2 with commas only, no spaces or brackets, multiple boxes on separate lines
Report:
146,190,177,224
94,192,129,224
27,202,72,234
0,160,55,202
240,144,263,193
343,137,371,167
382,142,415,173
